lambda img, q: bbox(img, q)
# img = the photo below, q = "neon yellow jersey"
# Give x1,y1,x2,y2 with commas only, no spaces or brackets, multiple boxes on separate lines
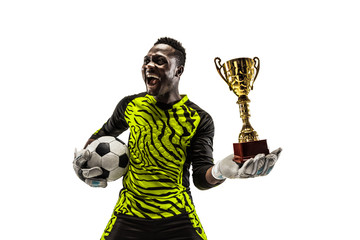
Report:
93,93,216,239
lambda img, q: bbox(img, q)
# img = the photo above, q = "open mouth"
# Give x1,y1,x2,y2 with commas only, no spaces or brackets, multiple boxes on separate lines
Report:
146,74,160,86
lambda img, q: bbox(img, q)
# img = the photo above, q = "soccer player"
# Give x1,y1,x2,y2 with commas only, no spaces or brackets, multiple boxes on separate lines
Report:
73,37,281,240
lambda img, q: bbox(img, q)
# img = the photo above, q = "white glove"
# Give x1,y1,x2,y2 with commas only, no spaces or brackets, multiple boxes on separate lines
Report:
212,148,282,179
73,149,107,188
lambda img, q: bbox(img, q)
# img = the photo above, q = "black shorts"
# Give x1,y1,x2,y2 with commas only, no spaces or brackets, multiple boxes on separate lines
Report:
101,213,206,240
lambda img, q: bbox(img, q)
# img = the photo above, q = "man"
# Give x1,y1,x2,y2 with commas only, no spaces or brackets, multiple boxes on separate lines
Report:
73,37,281,240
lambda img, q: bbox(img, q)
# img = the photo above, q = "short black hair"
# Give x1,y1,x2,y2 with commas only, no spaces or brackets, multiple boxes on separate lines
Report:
154,37,186,67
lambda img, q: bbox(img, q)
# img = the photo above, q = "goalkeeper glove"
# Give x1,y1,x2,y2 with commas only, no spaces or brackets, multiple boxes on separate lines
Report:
73,149,107,188
212,148,282,179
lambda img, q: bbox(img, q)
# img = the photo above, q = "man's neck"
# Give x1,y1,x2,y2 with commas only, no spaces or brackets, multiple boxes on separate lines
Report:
154,92,181,105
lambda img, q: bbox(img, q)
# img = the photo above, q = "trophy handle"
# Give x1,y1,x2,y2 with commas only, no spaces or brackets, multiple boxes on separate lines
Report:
214,57,228,85
251,57,260,90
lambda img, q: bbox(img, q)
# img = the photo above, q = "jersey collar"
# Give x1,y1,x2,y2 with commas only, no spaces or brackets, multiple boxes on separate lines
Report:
146,94,189,110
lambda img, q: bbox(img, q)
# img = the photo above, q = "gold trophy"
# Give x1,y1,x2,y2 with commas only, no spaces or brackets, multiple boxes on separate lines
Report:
214,57,269,164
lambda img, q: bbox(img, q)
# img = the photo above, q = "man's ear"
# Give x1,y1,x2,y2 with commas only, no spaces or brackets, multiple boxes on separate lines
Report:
175,66,184,77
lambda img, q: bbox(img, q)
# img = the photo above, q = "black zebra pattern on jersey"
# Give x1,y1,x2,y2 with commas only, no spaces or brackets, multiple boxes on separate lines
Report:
113,94,202,219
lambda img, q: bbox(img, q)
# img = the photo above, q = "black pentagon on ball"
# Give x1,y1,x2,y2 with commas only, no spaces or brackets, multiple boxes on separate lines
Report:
96,142,110,157
98,168,110,179
119,154,129,168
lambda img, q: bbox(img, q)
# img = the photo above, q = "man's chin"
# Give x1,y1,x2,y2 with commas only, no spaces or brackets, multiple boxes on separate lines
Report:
145,80,162,96
146,88,159,97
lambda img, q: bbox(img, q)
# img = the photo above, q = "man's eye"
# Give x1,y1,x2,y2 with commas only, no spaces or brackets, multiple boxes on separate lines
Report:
156,58,166,65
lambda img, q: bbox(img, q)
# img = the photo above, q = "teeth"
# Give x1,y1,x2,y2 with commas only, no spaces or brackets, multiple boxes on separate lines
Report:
146,74,160,79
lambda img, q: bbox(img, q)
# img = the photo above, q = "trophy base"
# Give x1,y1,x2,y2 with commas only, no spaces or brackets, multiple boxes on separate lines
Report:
233,140,269,164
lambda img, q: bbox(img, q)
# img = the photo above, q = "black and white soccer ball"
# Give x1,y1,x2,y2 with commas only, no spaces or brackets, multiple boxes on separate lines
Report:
85,136,130,182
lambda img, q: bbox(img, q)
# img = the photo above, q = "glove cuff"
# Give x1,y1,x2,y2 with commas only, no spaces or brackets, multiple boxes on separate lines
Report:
211,162,226,180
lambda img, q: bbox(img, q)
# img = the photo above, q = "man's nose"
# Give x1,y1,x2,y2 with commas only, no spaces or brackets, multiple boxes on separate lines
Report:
144,61,155,69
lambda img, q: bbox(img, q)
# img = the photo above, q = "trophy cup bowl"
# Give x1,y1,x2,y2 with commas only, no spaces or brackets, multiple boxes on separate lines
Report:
214,57,269,164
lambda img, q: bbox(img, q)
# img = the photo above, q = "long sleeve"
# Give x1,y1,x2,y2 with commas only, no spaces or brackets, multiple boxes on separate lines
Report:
185,104,217,190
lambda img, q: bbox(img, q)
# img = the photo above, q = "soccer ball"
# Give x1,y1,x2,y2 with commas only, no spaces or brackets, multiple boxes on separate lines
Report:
85,136,130,182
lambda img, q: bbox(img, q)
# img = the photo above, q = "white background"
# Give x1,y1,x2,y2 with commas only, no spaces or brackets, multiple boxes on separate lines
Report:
1,0,359,239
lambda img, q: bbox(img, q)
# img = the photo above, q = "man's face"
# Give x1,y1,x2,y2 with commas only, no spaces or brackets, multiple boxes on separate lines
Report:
142,44,182,99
